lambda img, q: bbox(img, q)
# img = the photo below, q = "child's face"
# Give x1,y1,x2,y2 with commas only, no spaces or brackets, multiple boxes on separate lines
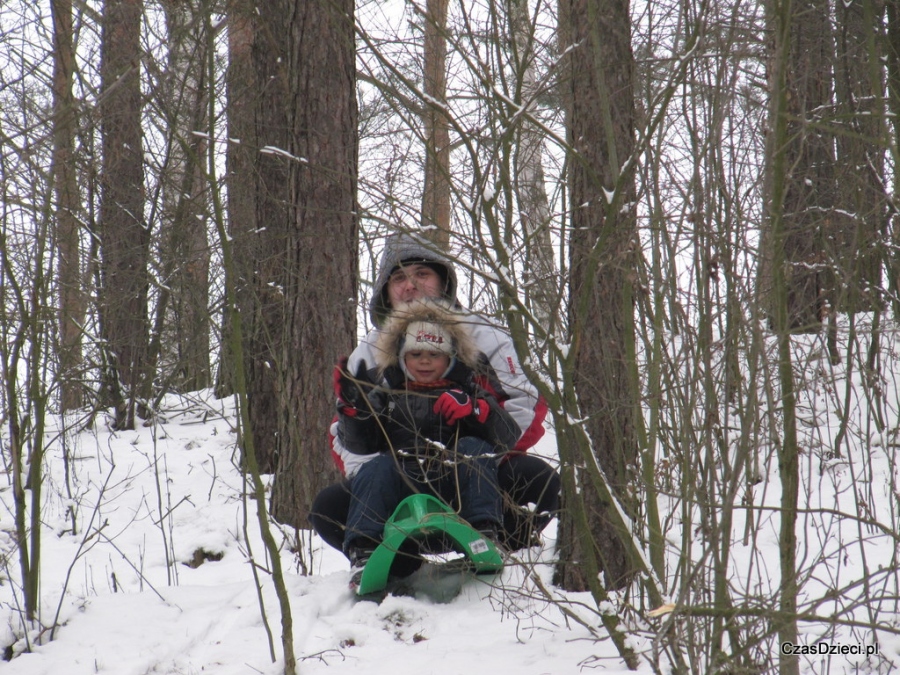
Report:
404,350,451,384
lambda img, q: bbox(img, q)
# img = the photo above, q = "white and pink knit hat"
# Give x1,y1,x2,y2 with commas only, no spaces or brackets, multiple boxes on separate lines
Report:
399,320,455,359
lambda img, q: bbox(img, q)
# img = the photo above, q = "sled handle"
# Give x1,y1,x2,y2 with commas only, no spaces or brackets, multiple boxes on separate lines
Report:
356,494,504,596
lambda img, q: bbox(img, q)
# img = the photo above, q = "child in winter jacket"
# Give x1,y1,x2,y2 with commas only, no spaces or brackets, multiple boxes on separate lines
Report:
310,232,559,558
334,299,520,580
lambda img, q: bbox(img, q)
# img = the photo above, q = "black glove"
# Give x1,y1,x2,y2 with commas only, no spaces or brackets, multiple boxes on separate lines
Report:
333,357,372,416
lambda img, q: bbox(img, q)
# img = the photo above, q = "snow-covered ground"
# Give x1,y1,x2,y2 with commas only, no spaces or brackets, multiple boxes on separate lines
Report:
3,350,900,675
0,392,637,675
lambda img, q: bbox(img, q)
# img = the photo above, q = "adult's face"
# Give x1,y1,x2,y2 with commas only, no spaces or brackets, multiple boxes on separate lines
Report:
386,263,444,307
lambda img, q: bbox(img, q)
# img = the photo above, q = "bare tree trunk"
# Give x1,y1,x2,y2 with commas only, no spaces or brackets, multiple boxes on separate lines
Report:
556,0,640,592
245,0,293,472
51,0,85,412
99,0,150,429
152,0,211,394
886,0,900,318
833,0,887,314
760,0,833,334
509,0,559,340
217,0,258,398
270,0,358,527
208,34,295,664
767,0,802,671
421,0,451,247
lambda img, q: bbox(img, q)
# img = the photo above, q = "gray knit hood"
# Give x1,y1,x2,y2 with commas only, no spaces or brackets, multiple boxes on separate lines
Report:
375,299,479,374
369,232,459,326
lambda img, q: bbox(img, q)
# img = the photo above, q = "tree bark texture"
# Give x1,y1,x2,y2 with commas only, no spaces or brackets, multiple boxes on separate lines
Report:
217,0,258,398
153,0,212,394
99,0,150,429
270,0,359,527
833,0,887,313
510,0,560,340
52,0,85,411
244,0,293,472
885,0,900,319
556,0,640,591
761,0,834,333
421,0,451,247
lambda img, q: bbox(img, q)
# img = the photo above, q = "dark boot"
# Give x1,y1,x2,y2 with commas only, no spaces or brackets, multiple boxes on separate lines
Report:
346,542,377,591
471,521,504,552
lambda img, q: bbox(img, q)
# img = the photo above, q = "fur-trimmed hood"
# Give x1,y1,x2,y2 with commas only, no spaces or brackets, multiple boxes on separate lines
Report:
375,299,480,373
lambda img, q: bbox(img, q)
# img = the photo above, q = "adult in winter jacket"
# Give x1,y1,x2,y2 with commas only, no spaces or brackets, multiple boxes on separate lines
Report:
309,232,559,555
337,300,517,574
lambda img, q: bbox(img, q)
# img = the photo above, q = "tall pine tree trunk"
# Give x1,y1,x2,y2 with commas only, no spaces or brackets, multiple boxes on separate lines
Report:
270,0,358,527
886,0,900,319
245,0,293,472
52,0,85,412
556,0,639,592
510,0,559,341
833,0,887,313
99,0,150,429
421,0,451,247
217,0,257,398
759,0,834,333
153,0,211,394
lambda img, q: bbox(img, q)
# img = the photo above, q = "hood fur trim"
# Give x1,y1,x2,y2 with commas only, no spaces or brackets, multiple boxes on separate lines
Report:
375,299,479,373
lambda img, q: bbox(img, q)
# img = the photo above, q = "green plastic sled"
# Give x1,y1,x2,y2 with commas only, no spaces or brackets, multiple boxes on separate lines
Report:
356,493,504,596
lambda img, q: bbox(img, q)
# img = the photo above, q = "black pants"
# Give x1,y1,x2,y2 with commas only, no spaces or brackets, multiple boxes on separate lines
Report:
310,453,560,558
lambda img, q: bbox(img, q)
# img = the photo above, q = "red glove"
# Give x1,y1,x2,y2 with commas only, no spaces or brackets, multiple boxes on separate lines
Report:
433,389,490,425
